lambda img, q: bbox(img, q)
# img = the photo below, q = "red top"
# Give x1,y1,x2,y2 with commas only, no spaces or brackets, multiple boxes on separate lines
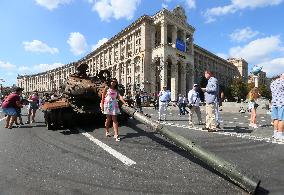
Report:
1,93,20,108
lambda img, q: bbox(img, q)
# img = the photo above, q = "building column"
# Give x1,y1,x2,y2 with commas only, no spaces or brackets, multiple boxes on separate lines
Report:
161,21,167,46
159,57,167,91
172,25,177,48
171,62,178,101
180,63,186,95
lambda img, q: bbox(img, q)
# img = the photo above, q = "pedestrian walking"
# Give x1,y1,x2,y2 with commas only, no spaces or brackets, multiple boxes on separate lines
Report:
26,90,39,124
215,90,224,129
182,95,189,115
15,95,25,126
270,73,284,140
153,95,159,110
158,86,171,121
178,94,184,115
201,71,219,132
187,84,202,127
1,87,24,129
101,78,127,142
247,87,260,129
135,91,142,113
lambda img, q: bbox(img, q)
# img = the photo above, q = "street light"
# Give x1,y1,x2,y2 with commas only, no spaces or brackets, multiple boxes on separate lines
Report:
0,78,5,97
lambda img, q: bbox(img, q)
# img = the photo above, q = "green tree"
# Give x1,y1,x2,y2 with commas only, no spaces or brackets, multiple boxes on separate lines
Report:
229,78,248,101
258,84,271,99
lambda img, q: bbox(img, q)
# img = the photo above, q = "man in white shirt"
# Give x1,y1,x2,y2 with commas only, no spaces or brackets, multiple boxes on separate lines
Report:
188,84,202,127
158,86,171,121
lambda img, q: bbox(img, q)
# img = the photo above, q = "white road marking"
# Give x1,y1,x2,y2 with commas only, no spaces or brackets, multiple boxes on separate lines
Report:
159,121,284,145
0,117,7,121
244,116,248,118
81,131,136,166
233,118,238,120
239,123,244,125
229,122,234,124
261,120,266,122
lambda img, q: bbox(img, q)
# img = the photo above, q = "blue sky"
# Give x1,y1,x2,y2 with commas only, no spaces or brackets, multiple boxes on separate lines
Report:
1,0,284,86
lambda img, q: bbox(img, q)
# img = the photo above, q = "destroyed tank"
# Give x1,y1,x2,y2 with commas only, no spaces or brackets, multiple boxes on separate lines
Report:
41,63,127,130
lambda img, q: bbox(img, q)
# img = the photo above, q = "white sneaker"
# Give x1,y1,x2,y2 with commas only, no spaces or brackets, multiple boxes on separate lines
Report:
188,124,194,128
275,132,284,140
252,124,258,129
249,123,253,127
272,130,277,138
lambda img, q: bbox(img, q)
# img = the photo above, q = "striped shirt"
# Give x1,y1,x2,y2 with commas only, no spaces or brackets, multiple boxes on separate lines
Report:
270,78,284,106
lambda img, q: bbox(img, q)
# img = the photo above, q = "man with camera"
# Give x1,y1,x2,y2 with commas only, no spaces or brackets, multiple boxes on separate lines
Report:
187,84,202,128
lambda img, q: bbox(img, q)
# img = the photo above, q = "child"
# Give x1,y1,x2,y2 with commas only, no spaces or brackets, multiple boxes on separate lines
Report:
247,88,260,128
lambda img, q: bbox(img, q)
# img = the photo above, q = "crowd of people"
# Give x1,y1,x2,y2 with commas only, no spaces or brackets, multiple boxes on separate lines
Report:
1,88,41,129
155,70,283,141
1,71,283,142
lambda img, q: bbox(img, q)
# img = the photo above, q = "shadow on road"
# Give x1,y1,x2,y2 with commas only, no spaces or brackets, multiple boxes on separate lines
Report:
126,120,269,195
222,126,253,133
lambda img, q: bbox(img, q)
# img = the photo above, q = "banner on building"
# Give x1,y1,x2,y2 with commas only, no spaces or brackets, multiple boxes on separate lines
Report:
176,39,186,52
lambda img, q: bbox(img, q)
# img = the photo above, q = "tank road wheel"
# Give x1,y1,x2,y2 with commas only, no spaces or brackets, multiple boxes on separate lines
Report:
45,110,55,130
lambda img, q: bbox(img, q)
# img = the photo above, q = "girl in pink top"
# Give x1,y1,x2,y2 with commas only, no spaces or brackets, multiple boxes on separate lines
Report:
101,78,127,141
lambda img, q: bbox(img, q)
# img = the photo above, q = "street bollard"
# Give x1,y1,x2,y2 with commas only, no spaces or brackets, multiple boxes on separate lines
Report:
121,105,260,194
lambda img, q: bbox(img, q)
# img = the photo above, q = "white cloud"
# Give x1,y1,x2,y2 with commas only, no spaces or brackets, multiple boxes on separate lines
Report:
35,0,71,10
0,61,16,70
216,53,228,59
18,63,64,75
92,38,108,51
229,27,259,42
229,35,283,63
67,32,88,56
258,58,284,77
162,3,168,9
23,40,59,54
33,62,64,72
18,66,31,73
92,0,141,21
204,0,283,23
186,0,196,9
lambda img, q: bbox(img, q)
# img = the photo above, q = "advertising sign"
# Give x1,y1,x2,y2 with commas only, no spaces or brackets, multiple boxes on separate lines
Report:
176,39,186,52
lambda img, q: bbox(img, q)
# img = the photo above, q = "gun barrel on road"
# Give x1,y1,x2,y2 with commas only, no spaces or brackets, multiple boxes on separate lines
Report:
121,105,260,195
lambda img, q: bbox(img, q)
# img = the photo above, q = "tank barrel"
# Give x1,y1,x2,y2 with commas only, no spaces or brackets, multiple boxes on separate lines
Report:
121,105,260,194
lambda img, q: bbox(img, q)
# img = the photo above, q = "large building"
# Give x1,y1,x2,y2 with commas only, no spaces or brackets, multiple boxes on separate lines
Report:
17,6,247,100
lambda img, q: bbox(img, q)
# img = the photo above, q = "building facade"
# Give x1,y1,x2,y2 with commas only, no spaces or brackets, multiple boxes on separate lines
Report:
17,6,247,100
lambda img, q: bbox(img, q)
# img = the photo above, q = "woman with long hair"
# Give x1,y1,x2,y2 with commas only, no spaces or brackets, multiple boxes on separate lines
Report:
247,87,261,128
100,78,127,141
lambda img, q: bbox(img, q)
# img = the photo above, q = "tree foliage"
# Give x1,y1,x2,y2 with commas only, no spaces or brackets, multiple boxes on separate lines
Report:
228,78,248,101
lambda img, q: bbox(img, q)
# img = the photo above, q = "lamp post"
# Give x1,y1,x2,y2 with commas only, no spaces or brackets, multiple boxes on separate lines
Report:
251,65,262,88
151,55,165,94
0,78,5,97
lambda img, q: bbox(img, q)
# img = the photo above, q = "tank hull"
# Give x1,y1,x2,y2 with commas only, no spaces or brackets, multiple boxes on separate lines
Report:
41,68,128,130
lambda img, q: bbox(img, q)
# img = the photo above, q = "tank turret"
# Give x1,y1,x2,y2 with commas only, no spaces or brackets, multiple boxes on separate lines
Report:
41,63,126,130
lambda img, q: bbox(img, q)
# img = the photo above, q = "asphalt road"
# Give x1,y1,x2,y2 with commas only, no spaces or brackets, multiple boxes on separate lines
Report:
0,106,283,195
